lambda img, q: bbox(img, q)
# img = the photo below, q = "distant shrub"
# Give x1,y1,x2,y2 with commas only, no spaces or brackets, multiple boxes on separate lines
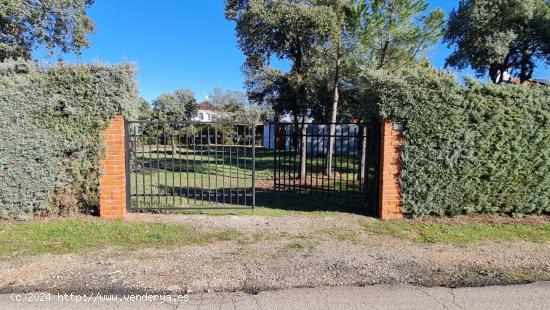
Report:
0,60,137,220
360,67,550,217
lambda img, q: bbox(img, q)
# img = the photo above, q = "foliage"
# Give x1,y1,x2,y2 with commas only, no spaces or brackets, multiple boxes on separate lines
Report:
208,88,273,124
228,0,444,123
0,0,95,61
152,89,197,122
226,0,335,119
0,59,137,220
356,0,446,70
209,88,248,113
444,0,550,83
134,97,153,120
360,66,550,216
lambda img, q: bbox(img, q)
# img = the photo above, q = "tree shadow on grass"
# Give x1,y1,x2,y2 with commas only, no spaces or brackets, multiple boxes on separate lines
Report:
254,189,378,217
131,183,377,217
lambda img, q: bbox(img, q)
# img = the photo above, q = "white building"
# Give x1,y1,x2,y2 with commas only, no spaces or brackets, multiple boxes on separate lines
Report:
192,102,216,122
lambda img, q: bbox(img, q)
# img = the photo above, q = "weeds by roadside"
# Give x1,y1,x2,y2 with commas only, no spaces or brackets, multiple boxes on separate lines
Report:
0,220,240,257
1,216,549,258
362,221,550,245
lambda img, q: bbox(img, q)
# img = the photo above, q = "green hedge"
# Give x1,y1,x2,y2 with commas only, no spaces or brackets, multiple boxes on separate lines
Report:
361,67,549,217
0,60,137,220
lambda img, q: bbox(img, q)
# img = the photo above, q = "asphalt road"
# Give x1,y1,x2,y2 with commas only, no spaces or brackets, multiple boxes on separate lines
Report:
1,282,549,310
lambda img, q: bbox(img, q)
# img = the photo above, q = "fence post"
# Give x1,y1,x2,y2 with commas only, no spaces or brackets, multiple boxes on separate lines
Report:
99,116,128,219
378,119,404,220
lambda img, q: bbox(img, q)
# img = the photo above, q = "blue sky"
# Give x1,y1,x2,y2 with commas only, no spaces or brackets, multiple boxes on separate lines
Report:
39,0,549,101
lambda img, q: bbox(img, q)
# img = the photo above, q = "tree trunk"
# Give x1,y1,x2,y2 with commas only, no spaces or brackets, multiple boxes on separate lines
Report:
358,125,367,183
489,66,500,84
324,54,341,175
171,135,177,155
300,116,308,184
377,39,390,70
519,43,533,83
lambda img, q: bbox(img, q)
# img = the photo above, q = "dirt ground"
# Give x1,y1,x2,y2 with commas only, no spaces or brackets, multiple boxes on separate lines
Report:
0,213,549,295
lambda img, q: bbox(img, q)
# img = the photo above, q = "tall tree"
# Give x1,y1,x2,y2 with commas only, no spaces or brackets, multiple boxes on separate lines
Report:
323,0,444,174
444,0,550,83
226,0,335,182
0,0,95,61
321,0,365,174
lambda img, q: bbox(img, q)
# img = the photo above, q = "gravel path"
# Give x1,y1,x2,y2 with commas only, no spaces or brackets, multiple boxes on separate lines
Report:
0,214,548,295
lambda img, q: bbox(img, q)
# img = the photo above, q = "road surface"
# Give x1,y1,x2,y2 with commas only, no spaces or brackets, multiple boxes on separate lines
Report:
1,282,548,309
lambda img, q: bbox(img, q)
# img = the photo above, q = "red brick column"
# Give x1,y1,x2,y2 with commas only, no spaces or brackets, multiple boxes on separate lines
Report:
379,120,404,220
99,116,128,219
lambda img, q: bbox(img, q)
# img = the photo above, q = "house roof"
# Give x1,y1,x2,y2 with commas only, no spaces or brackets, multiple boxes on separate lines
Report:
507,78,549,86
197,101,214,110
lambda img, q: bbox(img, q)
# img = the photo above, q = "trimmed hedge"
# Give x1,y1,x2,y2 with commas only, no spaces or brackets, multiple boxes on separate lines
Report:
0,60,137,220
361,67,549,217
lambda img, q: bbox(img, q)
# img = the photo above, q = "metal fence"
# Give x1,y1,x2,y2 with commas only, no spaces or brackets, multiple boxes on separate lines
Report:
127,121,257,210
268,122,380,209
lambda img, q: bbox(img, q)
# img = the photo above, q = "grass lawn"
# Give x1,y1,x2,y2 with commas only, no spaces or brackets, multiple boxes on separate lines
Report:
363,221,550,245
0,220,240,257
1,217,548,258
129,146,373,210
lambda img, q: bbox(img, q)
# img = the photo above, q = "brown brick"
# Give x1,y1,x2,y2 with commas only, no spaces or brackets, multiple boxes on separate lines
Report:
378,119,403,221
99,116,127,219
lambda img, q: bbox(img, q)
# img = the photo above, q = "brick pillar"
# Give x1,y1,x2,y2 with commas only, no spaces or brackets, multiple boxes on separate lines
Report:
379,119,404,220
99,116,128,219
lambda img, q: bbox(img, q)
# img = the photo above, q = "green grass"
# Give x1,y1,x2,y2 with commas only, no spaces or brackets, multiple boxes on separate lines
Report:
362,221,550,245
0,220,241,257
129,147,366,210
1,218,548,258
286,242,306,250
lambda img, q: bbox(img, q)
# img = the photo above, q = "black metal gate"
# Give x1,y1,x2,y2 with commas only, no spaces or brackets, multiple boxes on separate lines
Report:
127,120,380,212
265,122,380,210
127,121,257,211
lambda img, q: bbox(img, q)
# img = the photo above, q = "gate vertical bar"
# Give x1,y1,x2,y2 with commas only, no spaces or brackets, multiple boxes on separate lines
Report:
243,126,247,205
252,124,256,208
125,118,131,212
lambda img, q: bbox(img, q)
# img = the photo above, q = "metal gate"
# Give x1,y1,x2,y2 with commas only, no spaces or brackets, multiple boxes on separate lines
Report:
127,121,257,211
264,122,380,210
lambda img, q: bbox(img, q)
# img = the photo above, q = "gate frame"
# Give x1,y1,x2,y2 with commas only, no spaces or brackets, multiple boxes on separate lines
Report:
124,120,257,211
269,121,380,210
99,117,403,219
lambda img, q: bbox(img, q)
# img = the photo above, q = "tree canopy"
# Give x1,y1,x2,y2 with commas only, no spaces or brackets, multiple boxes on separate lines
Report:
152,89,198,122
0,0,95,61
226,0,336,120
226,0,445,122
357,0,446,70
209,88,248,113
444,0,550,83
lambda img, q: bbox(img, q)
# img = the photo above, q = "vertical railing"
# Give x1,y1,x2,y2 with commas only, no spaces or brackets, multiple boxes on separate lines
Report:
272,122,379,209
127,121,257,210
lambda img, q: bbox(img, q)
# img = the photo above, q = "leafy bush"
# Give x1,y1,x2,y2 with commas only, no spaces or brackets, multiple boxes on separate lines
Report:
360,67,550,216
0,60,137,220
